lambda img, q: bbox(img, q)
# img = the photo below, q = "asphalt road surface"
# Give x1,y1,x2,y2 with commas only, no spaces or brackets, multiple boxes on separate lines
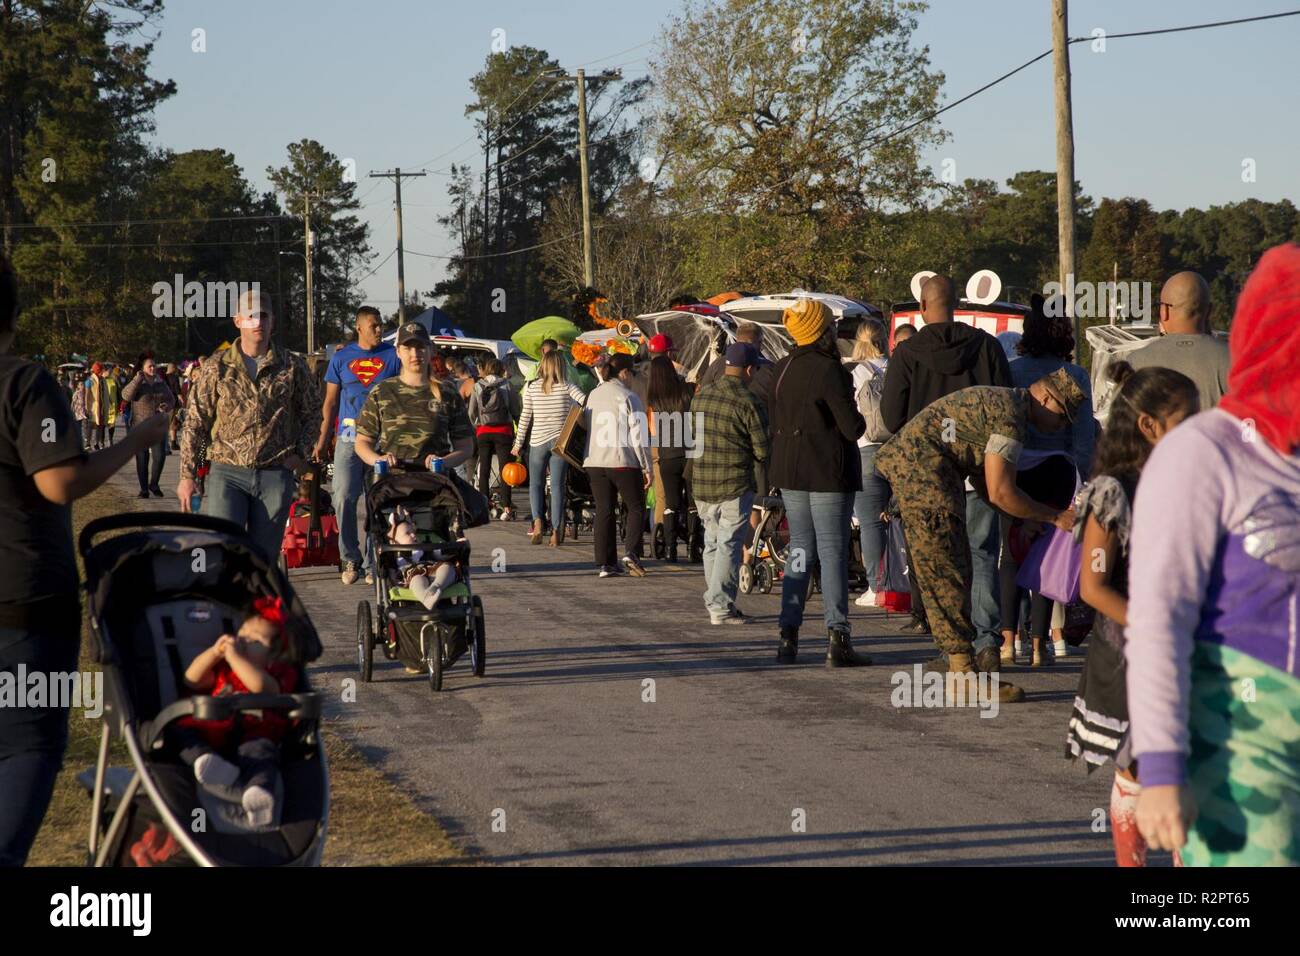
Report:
110,444,1156,866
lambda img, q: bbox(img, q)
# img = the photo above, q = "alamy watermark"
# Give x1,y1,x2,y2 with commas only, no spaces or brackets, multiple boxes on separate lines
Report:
0,665,104,718
891,664,1001,719
590,410,704,459
152,275,261,319
1042,274,1153,321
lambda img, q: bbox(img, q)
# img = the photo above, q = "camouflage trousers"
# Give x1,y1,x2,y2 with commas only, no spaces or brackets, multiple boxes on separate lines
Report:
897,503,976,658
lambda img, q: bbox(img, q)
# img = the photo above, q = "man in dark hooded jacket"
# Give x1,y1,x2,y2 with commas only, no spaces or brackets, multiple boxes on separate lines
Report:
879,275,1012,673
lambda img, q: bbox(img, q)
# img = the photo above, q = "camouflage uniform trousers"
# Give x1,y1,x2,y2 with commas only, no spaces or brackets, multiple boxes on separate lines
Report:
888,467,979,658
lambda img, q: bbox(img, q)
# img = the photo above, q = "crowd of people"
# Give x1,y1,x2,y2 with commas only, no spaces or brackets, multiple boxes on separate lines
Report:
0,242,1296,869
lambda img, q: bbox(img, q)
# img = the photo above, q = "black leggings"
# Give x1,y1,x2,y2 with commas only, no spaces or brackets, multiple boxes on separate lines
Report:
134,433,167,492
476,432,514,509
588,467,645,567
1000,455,1077,638
659,456,687,555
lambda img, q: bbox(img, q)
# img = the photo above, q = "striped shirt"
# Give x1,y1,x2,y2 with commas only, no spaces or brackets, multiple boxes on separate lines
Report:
517,378,588,446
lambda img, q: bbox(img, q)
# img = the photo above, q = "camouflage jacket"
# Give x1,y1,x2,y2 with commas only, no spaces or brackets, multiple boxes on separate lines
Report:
355,376,473,463
179,344,320,479
875,386,1028,504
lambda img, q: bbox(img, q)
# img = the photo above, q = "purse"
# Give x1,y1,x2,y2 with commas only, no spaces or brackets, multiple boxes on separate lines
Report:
1015,525,1082,604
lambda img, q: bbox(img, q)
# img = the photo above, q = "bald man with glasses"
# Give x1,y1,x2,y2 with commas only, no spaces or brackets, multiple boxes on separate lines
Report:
1129,271,1230,410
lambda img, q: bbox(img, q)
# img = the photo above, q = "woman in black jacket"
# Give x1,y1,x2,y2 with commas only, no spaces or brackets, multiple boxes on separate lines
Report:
768,298,870,668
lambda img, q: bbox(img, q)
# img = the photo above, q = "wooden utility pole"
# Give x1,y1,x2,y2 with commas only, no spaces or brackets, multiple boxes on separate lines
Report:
370,168,427,327
303,192,315,354
482,121,491,326
1052,0,1078,353
545,67,621,290
575,68,594,289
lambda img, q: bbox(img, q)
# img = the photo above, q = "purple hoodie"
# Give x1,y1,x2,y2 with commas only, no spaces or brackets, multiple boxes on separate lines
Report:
1126,409,1300,787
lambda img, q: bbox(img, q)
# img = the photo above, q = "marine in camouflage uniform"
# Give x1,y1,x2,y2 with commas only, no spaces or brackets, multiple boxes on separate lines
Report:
875,367,1086,671
354,375,473,465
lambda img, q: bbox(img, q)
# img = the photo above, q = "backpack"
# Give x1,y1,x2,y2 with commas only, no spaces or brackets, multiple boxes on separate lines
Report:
476,378,512,426
853,361,891,442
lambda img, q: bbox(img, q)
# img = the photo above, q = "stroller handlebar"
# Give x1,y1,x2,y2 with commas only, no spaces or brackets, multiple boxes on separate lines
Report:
79,511,251,563
142,692,324,751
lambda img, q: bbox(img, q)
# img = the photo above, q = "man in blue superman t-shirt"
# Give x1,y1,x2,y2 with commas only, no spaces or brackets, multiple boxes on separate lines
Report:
313,306,398,585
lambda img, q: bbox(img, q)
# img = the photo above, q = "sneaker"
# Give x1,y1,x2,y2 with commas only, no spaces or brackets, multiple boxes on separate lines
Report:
340,561,360,586
598,565,623,578
854,588,878,607
1053,639,1070,659
621,554,647,577
148,484,164,498
137,490,150,499
364,570,375,586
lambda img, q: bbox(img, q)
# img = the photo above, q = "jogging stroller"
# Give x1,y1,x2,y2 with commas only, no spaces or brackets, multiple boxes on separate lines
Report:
78,513,327,867
358,467,488,692
738,490,822,596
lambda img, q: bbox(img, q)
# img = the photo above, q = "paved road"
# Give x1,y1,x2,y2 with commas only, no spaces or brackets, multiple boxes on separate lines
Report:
107,439,1141,866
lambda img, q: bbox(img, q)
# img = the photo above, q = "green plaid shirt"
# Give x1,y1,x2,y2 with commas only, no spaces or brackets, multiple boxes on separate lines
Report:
690,373,769,503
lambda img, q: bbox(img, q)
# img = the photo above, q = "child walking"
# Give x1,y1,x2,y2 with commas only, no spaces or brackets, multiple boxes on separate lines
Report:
1065,360,1198,866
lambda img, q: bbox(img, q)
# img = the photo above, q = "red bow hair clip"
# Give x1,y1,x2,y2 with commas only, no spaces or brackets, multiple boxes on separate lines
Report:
251,595,286,629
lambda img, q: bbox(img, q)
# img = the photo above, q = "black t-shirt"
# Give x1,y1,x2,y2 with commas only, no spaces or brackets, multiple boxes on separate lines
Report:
0,356,86,606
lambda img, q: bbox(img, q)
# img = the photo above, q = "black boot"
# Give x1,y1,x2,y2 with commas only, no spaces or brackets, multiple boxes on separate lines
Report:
777,626,799,664
664,512,678,563
826,628,872,668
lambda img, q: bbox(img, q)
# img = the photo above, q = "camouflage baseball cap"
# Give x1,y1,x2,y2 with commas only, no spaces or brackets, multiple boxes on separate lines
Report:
397,321,430,346
1037,368,1086,423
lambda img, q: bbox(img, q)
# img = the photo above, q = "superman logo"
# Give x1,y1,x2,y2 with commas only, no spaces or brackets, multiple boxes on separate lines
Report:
349,357,386,387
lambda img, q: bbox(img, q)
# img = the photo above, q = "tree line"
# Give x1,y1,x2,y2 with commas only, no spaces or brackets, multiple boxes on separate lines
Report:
3,0,1294,364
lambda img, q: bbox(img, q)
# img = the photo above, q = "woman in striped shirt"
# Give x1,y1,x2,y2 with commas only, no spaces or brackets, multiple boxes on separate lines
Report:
513,351,589,545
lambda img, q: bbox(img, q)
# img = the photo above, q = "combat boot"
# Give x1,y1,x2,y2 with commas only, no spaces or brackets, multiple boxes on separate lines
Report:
777,626,799,664
948,652,1025,705
826,628,871,667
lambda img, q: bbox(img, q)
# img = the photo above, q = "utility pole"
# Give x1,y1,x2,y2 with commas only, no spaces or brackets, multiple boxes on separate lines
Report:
303,192,316,354
482,119,490,327
370,167,427,326
544,67,621,290
1052,0,1078,354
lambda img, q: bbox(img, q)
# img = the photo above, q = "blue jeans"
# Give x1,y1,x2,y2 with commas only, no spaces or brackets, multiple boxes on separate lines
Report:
779,490,853,632
698,492,753,621
527,438,569,530
332,439,369,570
0,625,76,866
854,445,891,592
205,462,297,564
966,491,1002,655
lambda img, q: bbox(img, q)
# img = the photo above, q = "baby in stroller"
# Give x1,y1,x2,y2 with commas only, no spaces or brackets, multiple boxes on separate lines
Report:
173,597,297,828
386,504,463,610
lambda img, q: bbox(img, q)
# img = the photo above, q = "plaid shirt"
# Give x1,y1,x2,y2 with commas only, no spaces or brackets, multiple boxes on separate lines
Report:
690,373,769,503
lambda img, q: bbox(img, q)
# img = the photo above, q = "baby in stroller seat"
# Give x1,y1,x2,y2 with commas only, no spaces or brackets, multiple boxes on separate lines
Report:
386,504,463,609
173,597,297,828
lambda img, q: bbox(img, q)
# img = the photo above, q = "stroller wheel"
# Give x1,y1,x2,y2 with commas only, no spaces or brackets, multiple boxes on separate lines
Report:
739,563,753,594
652,523,666,560
754,561,774,594
471,596,486,677
356,602,374,683
428,628,444,692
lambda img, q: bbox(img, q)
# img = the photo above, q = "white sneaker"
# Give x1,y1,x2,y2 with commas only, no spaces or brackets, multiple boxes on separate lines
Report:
854,589,878,607
1053,639,1070,659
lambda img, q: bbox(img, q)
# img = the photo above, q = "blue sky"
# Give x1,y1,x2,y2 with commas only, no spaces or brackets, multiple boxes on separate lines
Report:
145,0,1300,310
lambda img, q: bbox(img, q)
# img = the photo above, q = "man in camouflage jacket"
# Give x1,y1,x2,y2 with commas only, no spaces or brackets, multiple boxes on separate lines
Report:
177,290,319,561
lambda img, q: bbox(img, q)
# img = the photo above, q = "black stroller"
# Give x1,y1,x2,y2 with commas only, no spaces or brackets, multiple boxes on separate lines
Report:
78,513,327,867
358,467,489,692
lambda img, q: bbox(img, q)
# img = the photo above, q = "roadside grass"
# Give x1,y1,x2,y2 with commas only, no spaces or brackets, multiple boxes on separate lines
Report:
25,481,462,867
